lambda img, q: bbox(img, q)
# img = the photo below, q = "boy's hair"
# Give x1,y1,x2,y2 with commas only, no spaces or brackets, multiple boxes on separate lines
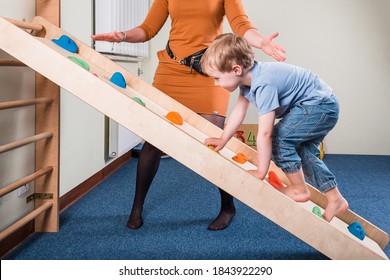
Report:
201,33,254,73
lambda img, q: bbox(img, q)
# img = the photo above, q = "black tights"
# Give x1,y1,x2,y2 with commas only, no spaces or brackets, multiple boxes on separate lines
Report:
127,113,236,230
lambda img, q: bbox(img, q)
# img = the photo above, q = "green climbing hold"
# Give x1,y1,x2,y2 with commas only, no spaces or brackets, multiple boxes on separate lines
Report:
132,97,146,107
68,56,90,71
312,206,323,219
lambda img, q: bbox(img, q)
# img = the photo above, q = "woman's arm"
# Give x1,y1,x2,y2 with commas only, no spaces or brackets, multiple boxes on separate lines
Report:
91,27,147,43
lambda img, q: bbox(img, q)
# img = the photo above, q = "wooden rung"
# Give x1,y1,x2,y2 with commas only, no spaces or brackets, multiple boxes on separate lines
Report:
0,59,26,66
0,201,53,241
0,132,53,154
0,166,53,198
4,17,43,32
0,98,52,110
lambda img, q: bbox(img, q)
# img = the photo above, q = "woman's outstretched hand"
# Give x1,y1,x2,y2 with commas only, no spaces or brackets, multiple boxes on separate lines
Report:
91,31,123,43
260,32,286,62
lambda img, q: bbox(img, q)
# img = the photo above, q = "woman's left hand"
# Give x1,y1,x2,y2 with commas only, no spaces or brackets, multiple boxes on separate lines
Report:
260,32,286,62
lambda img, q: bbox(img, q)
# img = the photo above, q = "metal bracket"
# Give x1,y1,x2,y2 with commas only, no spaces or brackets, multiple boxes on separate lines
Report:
26,193,53,203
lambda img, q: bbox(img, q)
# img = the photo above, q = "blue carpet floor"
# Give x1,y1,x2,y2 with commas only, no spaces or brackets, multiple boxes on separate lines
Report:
5,154,390,260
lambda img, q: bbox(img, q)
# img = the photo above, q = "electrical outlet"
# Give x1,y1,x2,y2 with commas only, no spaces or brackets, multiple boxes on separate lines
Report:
17,184,30,197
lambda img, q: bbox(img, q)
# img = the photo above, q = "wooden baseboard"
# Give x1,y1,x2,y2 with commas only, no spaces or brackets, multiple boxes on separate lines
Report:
1,150,133,259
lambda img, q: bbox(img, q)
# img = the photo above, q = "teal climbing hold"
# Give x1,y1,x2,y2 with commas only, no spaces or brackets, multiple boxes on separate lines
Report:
348,221,365,240
110,72,126,88
312,206,323,219
68,56,90,71
52,35,78,53
132,97,146,107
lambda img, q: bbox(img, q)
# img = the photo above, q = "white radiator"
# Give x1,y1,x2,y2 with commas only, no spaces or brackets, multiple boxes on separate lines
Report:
94,0,149,57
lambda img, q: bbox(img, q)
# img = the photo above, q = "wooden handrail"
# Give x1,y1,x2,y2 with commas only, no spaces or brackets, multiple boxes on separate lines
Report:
4,17,43,32
0,59,26,67
0,166,53,197
0,132,53,154
0,98,52,110
0,202,53,241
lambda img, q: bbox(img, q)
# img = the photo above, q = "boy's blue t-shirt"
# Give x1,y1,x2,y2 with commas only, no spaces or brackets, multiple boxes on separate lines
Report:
239,61,334,118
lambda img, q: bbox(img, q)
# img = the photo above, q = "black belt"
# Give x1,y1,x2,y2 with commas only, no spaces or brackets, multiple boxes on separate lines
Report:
165,41,207,74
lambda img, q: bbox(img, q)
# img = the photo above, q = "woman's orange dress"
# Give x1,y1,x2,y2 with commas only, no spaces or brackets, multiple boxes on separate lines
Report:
138,0,254,117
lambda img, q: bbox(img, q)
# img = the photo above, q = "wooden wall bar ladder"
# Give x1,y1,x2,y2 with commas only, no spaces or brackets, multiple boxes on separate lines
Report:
0,11,60,247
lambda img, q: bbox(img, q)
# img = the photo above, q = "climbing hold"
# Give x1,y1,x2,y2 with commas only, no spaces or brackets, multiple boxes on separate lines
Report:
68,56,90,71
348,221,365,240
110,72,127,88
132,97,146,107
312,206,323,219
268,171,284,189
93,73,98,77
232,152,248,164
208,145,216,150
319,142,325,160
166,111,183,125
52,35,78,53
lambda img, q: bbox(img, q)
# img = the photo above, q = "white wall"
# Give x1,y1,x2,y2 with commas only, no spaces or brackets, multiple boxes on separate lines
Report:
59,0,142,196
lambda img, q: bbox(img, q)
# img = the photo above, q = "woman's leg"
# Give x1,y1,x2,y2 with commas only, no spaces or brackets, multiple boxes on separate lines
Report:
128,114,235,230
127,142,163,229
200,113,236,230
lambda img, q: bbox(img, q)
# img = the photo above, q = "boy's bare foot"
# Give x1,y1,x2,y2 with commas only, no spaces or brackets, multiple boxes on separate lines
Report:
278,186,311,202
323,196,349,222
208,208,236,230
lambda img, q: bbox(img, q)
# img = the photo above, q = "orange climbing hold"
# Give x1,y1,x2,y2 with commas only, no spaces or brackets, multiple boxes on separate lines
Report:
166,111,183,125
232,152,248,164
268,171,284,189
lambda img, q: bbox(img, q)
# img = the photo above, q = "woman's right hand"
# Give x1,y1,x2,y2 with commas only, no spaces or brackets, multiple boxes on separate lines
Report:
91,31,124,43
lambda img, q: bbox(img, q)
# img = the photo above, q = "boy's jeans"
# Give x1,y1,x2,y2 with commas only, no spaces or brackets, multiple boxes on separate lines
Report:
272,96,339,193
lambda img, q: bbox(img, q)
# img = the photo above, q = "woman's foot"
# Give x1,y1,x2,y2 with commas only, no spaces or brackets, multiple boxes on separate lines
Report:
127,207,143,229
208,207,236,230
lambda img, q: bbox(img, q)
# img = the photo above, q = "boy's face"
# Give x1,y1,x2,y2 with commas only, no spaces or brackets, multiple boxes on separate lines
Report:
205,65,242,92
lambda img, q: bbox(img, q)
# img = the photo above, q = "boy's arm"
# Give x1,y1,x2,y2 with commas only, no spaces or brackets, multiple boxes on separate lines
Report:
249,111,275,180
204,95,250,151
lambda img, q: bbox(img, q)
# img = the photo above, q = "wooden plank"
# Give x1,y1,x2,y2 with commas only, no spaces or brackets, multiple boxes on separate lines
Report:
0,16,388,259
0,166,53,197
35,1,60,233
0,97,52,110
0,132,53,154
0,202,53,241
0,59,26,66
3,17,43,32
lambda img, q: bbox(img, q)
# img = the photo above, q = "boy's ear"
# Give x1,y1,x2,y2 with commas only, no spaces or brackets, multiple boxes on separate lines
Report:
233,65,242,76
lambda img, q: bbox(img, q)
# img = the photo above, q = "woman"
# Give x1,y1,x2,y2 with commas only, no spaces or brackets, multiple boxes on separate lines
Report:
92,0,286,230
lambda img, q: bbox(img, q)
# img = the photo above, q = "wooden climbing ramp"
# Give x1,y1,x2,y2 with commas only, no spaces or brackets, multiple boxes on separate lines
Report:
0,16,388,260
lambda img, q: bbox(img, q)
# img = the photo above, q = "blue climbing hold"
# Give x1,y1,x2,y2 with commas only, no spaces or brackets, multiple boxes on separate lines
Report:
52,35,78,53
110,72,126,88
347,221,365,240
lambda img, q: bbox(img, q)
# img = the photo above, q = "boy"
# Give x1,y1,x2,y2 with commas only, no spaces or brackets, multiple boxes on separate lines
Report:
201,33,348,222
